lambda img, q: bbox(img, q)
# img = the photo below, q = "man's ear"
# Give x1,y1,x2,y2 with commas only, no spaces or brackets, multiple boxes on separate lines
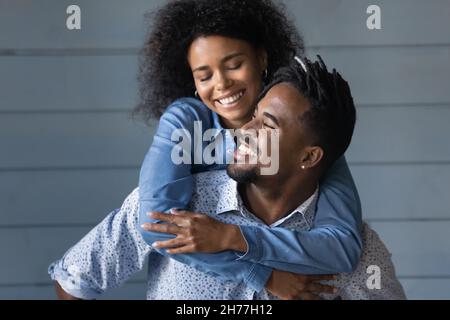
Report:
299,146,324,170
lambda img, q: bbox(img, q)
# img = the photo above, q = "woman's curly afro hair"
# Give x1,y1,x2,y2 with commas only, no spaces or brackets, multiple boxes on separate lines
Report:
134,0,304,121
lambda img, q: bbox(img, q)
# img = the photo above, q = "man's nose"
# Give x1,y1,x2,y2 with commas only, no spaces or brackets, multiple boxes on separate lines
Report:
239,128,258,150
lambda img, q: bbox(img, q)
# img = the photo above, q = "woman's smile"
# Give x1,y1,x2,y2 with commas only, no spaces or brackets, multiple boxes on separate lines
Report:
214,89,246,109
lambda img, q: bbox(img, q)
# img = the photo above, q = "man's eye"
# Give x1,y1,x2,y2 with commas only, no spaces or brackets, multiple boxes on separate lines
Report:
263,122,275,129
227,63,242,70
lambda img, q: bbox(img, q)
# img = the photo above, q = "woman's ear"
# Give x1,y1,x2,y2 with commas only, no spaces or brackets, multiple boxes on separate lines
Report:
299,146,324,170
257,48,268,73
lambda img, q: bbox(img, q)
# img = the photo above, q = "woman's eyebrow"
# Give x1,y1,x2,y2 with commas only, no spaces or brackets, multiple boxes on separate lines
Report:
192,65,210,73
222,52,245,62
192,53,245,73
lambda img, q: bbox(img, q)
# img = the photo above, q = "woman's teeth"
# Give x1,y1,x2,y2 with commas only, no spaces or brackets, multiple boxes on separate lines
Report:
218,91,244,105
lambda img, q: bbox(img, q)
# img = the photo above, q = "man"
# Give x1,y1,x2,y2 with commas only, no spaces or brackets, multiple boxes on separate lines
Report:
49,57,405,299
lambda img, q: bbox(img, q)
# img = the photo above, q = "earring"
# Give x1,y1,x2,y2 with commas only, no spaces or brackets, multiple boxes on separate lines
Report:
301,165,305,169
194,90,199,98
263,69,268,79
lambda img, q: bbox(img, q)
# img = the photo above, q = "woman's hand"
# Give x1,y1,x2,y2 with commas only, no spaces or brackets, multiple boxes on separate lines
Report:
141,209,246,254
266,269,338,300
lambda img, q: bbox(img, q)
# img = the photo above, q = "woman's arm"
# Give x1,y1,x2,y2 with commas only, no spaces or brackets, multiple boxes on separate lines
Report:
144,156,363,274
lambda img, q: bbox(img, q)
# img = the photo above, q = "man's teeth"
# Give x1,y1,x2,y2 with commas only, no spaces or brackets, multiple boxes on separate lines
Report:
218,91,244,105
238,144,257,157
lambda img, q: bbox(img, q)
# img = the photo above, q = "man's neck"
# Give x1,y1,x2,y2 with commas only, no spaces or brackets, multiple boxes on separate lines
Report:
239,174,318,226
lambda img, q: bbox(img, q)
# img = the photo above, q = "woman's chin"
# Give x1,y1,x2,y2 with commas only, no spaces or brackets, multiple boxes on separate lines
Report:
214,99,241,112
214,102,252,126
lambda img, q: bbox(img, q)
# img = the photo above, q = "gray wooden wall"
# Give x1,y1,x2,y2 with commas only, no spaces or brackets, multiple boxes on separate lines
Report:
1,0,449,299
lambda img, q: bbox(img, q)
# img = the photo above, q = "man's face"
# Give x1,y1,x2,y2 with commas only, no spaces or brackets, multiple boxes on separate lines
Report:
227,82,315,183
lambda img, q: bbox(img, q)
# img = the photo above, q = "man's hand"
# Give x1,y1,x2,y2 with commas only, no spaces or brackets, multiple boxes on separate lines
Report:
141,209,247,254
266,269,338,300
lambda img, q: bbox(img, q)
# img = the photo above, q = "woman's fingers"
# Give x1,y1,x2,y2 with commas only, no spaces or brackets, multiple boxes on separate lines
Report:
166,244,196,254
148,211,177,223
152,237,184,249
141,222,181,235
171,209,202,218
147,211,195,228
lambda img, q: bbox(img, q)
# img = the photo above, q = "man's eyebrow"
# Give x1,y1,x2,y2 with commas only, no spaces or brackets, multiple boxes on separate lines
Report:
192,53,245,73
263,111,280,126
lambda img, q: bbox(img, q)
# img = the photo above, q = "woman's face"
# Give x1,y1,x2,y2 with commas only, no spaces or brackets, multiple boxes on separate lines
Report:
187,36,267,129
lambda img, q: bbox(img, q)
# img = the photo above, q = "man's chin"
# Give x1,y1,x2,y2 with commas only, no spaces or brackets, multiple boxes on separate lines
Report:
226,164,258,183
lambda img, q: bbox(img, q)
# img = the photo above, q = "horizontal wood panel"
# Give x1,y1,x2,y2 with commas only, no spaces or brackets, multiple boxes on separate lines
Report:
399,278,450,300
2,47,449,112
2,0,449,49
0,169,139,226
0,0,152,50
1,164,449,226
351,164,450,220
348,105,450,162
0,112,156,168
288,0,450,47
0,55,139,111
0,226,147,285
1,222,448,285
369,221,450,278
308,46,450,105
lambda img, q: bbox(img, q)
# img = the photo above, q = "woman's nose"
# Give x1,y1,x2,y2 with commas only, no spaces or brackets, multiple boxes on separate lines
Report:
215,72,233,91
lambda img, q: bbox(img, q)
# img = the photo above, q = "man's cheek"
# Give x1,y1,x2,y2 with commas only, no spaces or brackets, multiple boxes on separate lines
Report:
259,130,280,176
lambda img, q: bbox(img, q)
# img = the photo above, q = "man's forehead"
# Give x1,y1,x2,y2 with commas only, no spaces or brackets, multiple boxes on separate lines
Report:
259,83,309,119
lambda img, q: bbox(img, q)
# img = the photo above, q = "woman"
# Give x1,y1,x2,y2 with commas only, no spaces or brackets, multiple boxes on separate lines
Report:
135,0,362,296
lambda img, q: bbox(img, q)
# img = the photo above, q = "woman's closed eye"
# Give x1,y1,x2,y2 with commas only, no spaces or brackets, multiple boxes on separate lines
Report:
199,75,212,82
